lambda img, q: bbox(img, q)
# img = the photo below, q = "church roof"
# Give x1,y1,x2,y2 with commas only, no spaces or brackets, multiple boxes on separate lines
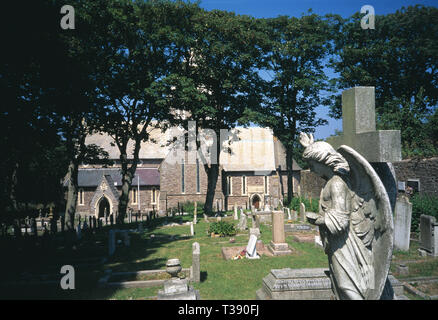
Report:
64,168,160,187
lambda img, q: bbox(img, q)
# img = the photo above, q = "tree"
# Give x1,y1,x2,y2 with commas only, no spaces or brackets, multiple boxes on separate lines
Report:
176,9,268,213
330,5,438,157
252,13,336,203
88,0,199,222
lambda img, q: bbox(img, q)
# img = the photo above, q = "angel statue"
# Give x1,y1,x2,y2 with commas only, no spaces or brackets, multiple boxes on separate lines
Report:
299,133,394,300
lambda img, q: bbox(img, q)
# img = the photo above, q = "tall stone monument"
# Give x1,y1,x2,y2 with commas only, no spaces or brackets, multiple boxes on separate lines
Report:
268,210,292,256
327,86,401,211
300,131,394,300
393,195,412,251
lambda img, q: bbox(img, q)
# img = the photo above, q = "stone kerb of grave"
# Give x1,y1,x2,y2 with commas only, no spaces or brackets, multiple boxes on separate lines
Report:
157,258,199,300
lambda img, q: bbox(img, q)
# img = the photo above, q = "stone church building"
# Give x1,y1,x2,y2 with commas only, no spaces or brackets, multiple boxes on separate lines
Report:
67,127,301,218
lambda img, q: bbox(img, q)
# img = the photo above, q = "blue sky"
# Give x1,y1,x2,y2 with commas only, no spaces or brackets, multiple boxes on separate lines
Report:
198,0,437,139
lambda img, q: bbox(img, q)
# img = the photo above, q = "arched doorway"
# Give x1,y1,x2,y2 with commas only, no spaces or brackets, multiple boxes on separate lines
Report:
252,194,261,210
98,196,110,218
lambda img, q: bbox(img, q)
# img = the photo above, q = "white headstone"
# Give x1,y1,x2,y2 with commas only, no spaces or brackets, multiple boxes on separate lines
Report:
300,203,306,222
246,234,260,259
287,208,292,220
393,196,412,251
190,222,194,236
234,205,238,220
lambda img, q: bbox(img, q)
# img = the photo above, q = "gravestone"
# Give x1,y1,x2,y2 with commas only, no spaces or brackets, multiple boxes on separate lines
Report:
203,214,208,222
76,223,82,240
234,205,238,220
250,228,261,239
393,195,412,251
89,216,92,230
122,231,130,247
158,259,199,300
268,210,292,256
98,218,103,229
237,212,247,231
246,234,260,259
286,208,292,220
420,215,438,257
193,202,197,224
327,86,401,211
93,216,97,230
108,230,116,256
192,242,200,283
300,203,306,222
190,222,194,237
256,268,404,300
110,214,114,226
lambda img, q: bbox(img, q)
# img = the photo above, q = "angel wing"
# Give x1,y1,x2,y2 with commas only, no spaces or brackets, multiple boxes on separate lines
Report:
337,145,394,300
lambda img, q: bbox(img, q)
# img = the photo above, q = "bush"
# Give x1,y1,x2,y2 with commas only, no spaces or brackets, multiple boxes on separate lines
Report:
208,221,236,237
410,194,438,233
287,196,319,213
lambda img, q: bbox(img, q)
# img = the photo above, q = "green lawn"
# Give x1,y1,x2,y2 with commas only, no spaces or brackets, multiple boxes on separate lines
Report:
0,213,328,300
8,212,438,300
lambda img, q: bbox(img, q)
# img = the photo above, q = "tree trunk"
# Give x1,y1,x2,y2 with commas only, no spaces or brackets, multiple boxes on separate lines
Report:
286,146,294,205
64,160,79,230
203,163,219,214
118,149,137,224
9,161,19,212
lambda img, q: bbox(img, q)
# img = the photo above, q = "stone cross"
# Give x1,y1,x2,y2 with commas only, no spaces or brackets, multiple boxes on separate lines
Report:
393,195,412,251
327,86,401,210
192,242,200,283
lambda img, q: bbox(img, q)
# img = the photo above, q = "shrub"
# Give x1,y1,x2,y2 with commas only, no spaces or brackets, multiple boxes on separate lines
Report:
208,221,236,237
171,201,204,215
410,194,438,233
287,196,319,213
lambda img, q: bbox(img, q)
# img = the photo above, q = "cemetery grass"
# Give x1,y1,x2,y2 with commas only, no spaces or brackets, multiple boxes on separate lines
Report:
391,240,438,279
99,215,328,300
0,213,326,299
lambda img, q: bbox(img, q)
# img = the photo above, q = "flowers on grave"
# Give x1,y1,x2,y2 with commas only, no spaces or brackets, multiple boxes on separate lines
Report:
232,249,247,260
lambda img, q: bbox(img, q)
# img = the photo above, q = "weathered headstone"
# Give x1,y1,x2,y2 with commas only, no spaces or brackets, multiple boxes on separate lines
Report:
250,227,261,239
246,234,260,259
108,230,116,256
158,259,199,300
237,211,247,231
393,195,412,251
203,213,208,222
193,202,197,224
268,210,292,256
76,223,82,240
192,242,200,283
234,205,238,220
420,215,438,257
190,222,194,237
300,203,306,222
286,208,292,220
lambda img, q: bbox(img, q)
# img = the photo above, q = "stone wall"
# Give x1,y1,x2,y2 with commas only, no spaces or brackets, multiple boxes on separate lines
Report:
393,157,438,197
299,170,325,199
298,157,438,199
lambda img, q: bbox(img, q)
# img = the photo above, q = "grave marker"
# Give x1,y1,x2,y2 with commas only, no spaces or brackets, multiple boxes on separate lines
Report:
268,210,292,255
327,86,401,210
393,195,412,251
246,234,260,259
192,242,200,283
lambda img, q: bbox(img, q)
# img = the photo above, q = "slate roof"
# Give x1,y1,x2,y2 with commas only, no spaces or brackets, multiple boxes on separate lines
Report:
64,168,160,187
